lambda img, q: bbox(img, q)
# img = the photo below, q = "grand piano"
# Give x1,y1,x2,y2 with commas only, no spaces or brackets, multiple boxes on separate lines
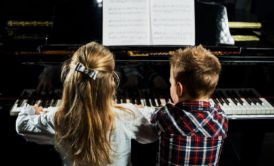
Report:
2,0,274,165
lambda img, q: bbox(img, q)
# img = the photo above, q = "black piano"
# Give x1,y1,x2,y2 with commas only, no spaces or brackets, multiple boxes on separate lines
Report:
2,0,274,166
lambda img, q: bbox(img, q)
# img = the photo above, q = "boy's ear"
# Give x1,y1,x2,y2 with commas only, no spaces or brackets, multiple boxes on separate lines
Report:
176,82,184,97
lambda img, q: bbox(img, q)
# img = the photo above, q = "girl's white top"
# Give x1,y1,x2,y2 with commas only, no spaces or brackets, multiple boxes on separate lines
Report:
16,103,158,166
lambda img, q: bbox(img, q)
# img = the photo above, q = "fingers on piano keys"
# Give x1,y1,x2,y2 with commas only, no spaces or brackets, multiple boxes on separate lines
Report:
11,89,172,116
10,89,62,116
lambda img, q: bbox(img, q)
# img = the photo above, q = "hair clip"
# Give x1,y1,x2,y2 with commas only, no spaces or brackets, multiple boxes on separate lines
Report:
113,72,120,87
74,62,98,80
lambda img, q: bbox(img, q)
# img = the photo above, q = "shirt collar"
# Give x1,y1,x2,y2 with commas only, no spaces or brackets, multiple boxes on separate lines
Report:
175,100,213,112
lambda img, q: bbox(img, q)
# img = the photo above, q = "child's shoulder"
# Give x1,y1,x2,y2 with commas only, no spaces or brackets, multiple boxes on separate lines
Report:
156,103,183,116
158,103,176,111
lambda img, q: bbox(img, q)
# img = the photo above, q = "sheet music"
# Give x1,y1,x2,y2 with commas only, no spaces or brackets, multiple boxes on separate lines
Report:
103,0,195,46
103,0,150,46
150,0,195,45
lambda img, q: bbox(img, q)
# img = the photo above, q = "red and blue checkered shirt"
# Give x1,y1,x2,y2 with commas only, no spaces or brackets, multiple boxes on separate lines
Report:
151,101,228,166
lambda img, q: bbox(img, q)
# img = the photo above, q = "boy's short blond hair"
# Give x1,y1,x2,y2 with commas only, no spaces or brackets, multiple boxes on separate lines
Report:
170,45,221,99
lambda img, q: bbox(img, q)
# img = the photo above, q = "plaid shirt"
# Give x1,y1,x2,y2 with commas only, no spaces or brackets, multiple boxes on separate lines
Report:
151,101,228,166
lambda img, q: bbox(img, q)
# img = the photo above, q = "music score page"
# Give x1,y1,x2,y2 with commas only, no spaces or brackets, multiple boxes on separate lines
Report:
103,0,195,46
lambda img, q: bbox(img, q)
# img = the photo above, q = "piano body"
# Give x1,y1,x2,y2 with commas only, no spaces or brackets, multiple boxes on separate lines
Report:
2,0,274,166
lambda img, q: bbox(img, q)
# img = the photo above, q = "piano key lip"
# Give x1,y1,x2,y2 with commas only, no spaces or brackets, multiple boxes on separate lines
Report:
227,114,274,120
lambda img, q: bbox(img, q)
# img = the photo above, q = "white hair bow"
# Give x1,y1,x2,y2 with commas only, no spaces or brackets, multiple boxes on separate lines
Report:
73,62,98,80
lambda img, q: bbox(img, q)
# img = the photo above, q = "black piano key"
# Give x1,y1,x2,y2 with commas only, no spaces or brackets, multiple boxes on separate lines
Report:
133,91,141,105
247,90,263,105
226,90,239,105
53,90,62,106
247,90,258,105
245,90,257,104
213,98,219,105
139,89,148,106
145,97,151,106
138,90,146,106
116,89,122,104
28,91,39,105
122,91,128,103
215,91,224,105
230,90,244,105
17,91,30,107
152,90,160,106
50,99,57,107
35,99,42,106
150,91,157,107
219,91,230,105
129,96,135,104
239,90,252,105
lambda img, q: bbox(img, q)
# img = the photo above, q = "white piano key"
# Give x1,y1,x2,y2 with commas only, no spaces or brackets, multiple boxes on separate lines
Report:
154,98,159,107
160,98,166,106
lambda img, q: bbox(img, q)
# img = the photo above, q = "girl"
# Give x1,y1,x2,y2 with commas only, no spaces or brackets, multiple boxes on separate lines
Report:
16,41,158,166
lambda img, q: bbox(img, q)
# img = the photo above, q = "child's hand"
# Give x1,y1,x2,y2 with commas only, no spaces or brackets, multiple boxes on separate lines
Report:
135,104,145,108
33,104,44,115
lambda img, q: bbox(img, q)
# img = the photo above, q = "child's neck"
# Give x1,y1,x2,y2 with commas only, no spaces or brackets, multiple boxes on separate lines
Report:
180,96,209,102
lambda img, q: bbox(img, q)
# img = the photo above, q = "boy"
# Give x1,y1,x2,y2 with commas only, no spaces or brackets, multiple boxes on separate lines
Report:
151,45,228,166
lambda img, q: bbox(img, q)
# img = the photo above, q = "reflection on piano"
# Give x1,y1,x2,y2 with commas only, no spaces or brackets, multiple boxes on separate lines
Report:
10,88,274,120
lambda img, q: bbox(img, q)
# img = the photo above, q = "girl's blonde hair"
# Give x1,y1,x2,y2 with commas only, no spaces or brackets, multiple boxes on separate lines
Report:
170,45,221,99
54,41,118,166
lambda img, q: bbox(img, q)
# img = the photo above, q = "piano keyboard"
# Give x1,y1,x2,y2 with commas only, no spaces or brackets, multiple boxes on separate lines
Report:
10,89,62,116
10,89,274,119
211,89,274,119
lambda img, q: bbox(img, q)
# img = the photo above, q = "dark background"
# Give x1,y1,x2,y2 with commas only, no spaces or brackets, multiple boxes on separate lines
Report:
1,0,274,165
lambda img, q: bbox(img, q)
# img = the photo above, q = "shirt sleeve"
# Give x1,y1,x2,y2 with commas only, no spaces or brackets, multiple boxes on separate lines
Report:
15,105,57,145
150,106,166,133
150,107,160,124
117,104,158,144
